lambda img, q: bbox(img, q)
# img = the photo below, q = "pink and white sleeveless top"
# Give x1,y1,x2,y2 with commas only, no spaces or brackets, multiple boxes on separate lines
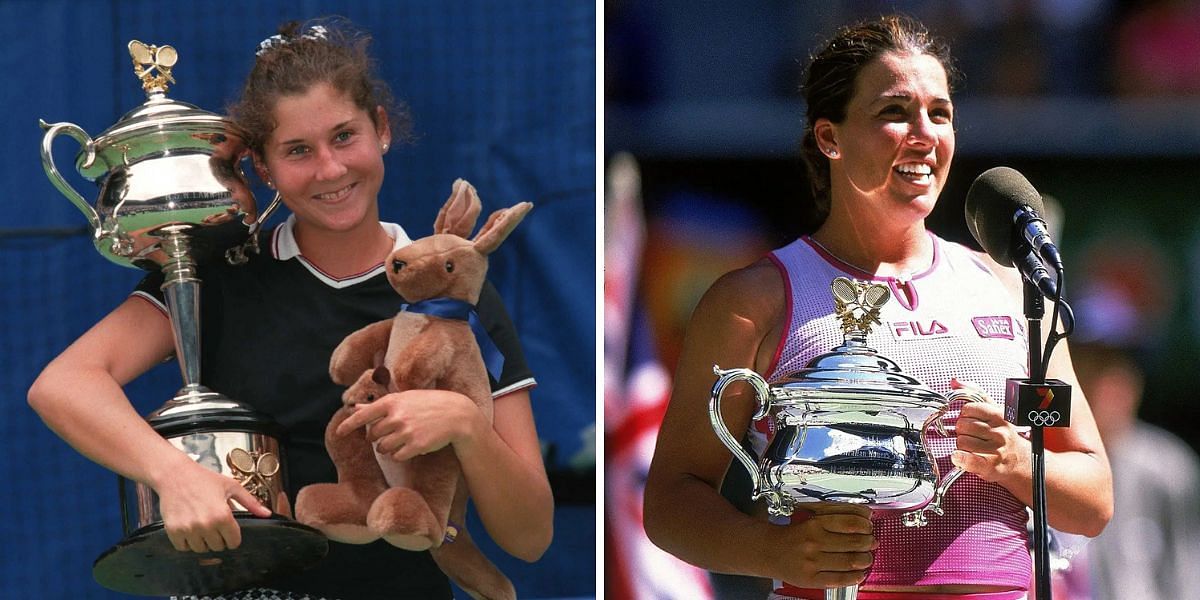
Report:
755,233,1032,593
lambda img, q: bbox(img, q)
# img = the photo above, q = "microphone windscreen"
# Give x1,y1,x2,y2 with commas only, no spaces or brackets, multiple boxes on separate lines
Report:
964,166,1045,267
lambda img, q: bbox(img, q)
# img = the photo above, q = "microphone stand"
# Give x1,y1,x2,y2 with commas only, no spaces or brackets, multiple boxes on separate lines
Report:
1023,276,1052,600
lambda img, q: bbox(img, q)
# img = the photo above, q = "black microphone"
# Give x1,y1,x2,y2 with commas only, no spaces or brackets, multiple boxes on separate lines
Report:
964,167,1063,296
964,166,1063,270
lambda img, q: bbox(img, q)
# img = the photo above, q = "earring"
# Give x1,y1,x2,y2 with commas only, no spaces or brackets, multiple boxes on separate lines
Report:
381,143,390,153
827,148,839,158
267,179,276,189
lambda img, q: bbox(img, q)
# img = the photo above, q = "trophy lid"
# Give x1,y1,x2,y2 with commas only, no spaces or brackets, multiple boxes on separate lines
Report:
776,277,945,406
77,40,243,179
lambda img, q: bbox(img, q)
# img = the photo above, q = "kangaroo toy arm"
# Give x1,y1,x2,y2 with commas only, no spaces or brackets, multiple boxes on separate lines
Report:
387,324,489,407
330,320,393,385
386,322,461,390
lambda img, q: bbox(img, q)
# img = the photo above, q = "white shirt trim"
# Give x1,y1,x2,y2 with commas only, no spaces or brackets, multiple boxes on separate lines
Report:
492,377,537,399
272,214,414,289
131,289,168,314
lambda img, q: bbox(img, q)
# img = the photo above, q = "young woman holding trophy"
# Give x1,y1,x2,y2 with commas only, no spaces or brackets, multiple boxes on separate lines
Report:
643,15,1112,600
29,19,552,600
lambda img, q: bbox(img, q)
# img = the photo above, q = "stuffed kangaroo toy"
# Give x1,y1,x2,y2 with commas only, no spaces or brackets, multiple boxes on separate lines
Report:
330,365,516,600
295,179,530,600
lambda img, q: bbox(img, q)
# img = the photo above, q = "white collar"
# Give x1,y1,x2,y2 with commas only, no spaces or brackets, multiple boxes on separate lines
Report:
270,213,414,288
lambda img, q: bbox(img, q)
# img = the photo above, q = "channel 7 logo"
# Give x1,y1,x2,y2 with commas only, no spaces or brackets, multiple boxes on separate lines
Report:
1005,379,1072,428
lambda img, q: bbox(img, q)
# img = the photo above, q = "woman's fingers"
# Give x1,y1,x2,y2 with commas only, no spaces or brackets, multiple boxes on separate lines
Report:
201,528,228,553
228,484,273,518
818,530,877,552
166,511,238,553
816,513,875,536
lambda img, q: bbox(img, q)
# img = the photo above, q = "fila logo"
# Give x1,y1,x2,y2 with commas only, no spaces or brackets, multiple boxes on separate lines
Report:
972,316,1015,340
890,320,950,339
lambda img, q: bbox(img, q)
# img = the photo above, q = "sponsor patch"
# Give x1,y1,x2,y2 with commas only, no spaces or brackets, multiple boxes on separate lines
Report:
972,315,1015,340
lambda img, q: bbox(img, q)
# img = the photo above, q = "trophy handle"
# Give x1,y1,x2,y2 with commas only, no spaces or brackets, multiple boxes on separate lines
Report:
902,388,993,527
39,119,101,236
227,192,284,265
710,366,776,508
252,191,284,230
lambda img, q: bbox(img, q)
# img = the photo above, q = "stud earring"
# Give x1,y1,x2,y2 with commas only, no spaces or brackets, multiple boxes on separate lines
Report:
267,179,276,189
827,148,839,158
381,143,389,153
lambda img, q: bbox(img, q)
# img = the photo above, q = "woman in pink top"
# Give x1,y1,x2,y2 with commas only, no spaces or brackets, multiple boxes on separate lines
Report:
643,14,1112,600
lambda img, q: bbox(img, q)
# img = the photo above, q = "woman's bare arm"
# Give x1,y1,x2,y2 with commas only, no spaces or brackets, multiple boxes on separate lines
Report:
28,297,270,552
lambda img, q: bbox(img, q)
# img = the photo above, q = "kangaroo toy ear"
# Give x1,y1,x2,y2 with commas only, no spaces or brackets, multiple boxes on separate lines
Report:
473,202,533,255
434,179,482,237
370,365,391,388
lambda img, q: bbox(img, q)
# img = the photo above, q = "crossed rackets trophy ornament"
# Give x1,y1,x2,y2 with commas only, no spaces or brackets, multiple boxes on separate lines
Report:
40,41,326,595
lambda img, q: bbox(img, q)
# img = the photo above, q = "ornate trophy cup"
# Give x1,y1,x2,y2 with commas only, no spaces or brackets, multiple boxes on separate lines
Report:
40,41,326,595
710,277,987,600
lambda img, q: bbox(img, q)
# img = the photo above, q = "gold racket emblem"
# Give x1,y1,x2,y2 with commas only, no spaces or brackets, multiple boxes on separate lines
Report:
128,40,178,95
831,276,891,336
226,447,279,508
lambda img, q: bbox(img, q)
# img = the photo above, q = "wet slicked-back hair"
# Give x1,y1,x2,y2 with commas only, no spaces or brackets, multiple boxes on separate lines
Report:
228,17,412,156
800,14,958,225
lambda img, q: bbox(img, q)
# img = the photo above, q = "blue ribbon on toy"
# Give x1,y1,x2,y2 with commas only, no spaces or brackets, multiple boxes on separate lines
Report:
400,298,505,380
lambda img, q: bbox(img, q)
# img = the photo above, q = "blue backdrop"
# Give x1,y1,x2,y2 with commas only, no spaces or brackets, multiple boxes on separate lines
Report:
0,1,595,598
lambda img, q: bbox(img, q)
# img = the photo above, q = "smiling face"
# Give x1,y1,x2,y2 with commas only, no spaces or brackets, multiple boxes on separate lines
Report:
817,51,955,227
259,82,392,237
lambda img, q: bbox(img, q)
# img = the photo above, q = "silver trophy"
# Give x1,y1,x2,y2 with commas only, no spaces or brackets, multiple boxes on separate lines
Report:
710,277,987,600
40,40,326,596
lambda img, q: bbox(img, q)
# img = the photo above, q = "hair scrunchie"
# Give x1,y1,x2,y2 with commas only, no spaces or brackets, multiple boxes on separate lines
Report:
255,24,328,57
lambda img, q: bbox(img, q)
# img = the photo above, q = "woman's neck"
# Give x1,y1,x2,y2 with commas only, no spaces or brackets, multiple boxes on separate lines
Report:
811,209,933,279
293,219,394,278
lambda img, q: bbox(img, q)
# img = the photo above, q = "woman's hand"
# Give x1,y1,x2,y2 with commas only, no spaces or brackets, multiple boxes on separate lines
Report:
951,400,1031,485
154,457,272,553
770,503,877,589
337,389,484,461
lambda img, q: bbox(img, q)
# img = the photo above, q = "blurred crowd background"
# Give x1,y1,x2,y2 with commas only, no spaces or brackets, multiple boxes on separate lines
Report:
606,1,1200,599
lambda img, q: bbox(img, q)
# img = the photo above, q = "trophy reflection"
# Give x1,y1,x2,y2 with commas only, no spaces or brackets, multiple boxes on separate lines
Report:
39,40,325,596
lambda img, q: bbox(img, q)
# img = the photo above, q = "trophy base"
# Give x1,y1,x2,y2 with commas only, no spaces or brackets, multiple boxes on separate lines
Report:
92,515,327,596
